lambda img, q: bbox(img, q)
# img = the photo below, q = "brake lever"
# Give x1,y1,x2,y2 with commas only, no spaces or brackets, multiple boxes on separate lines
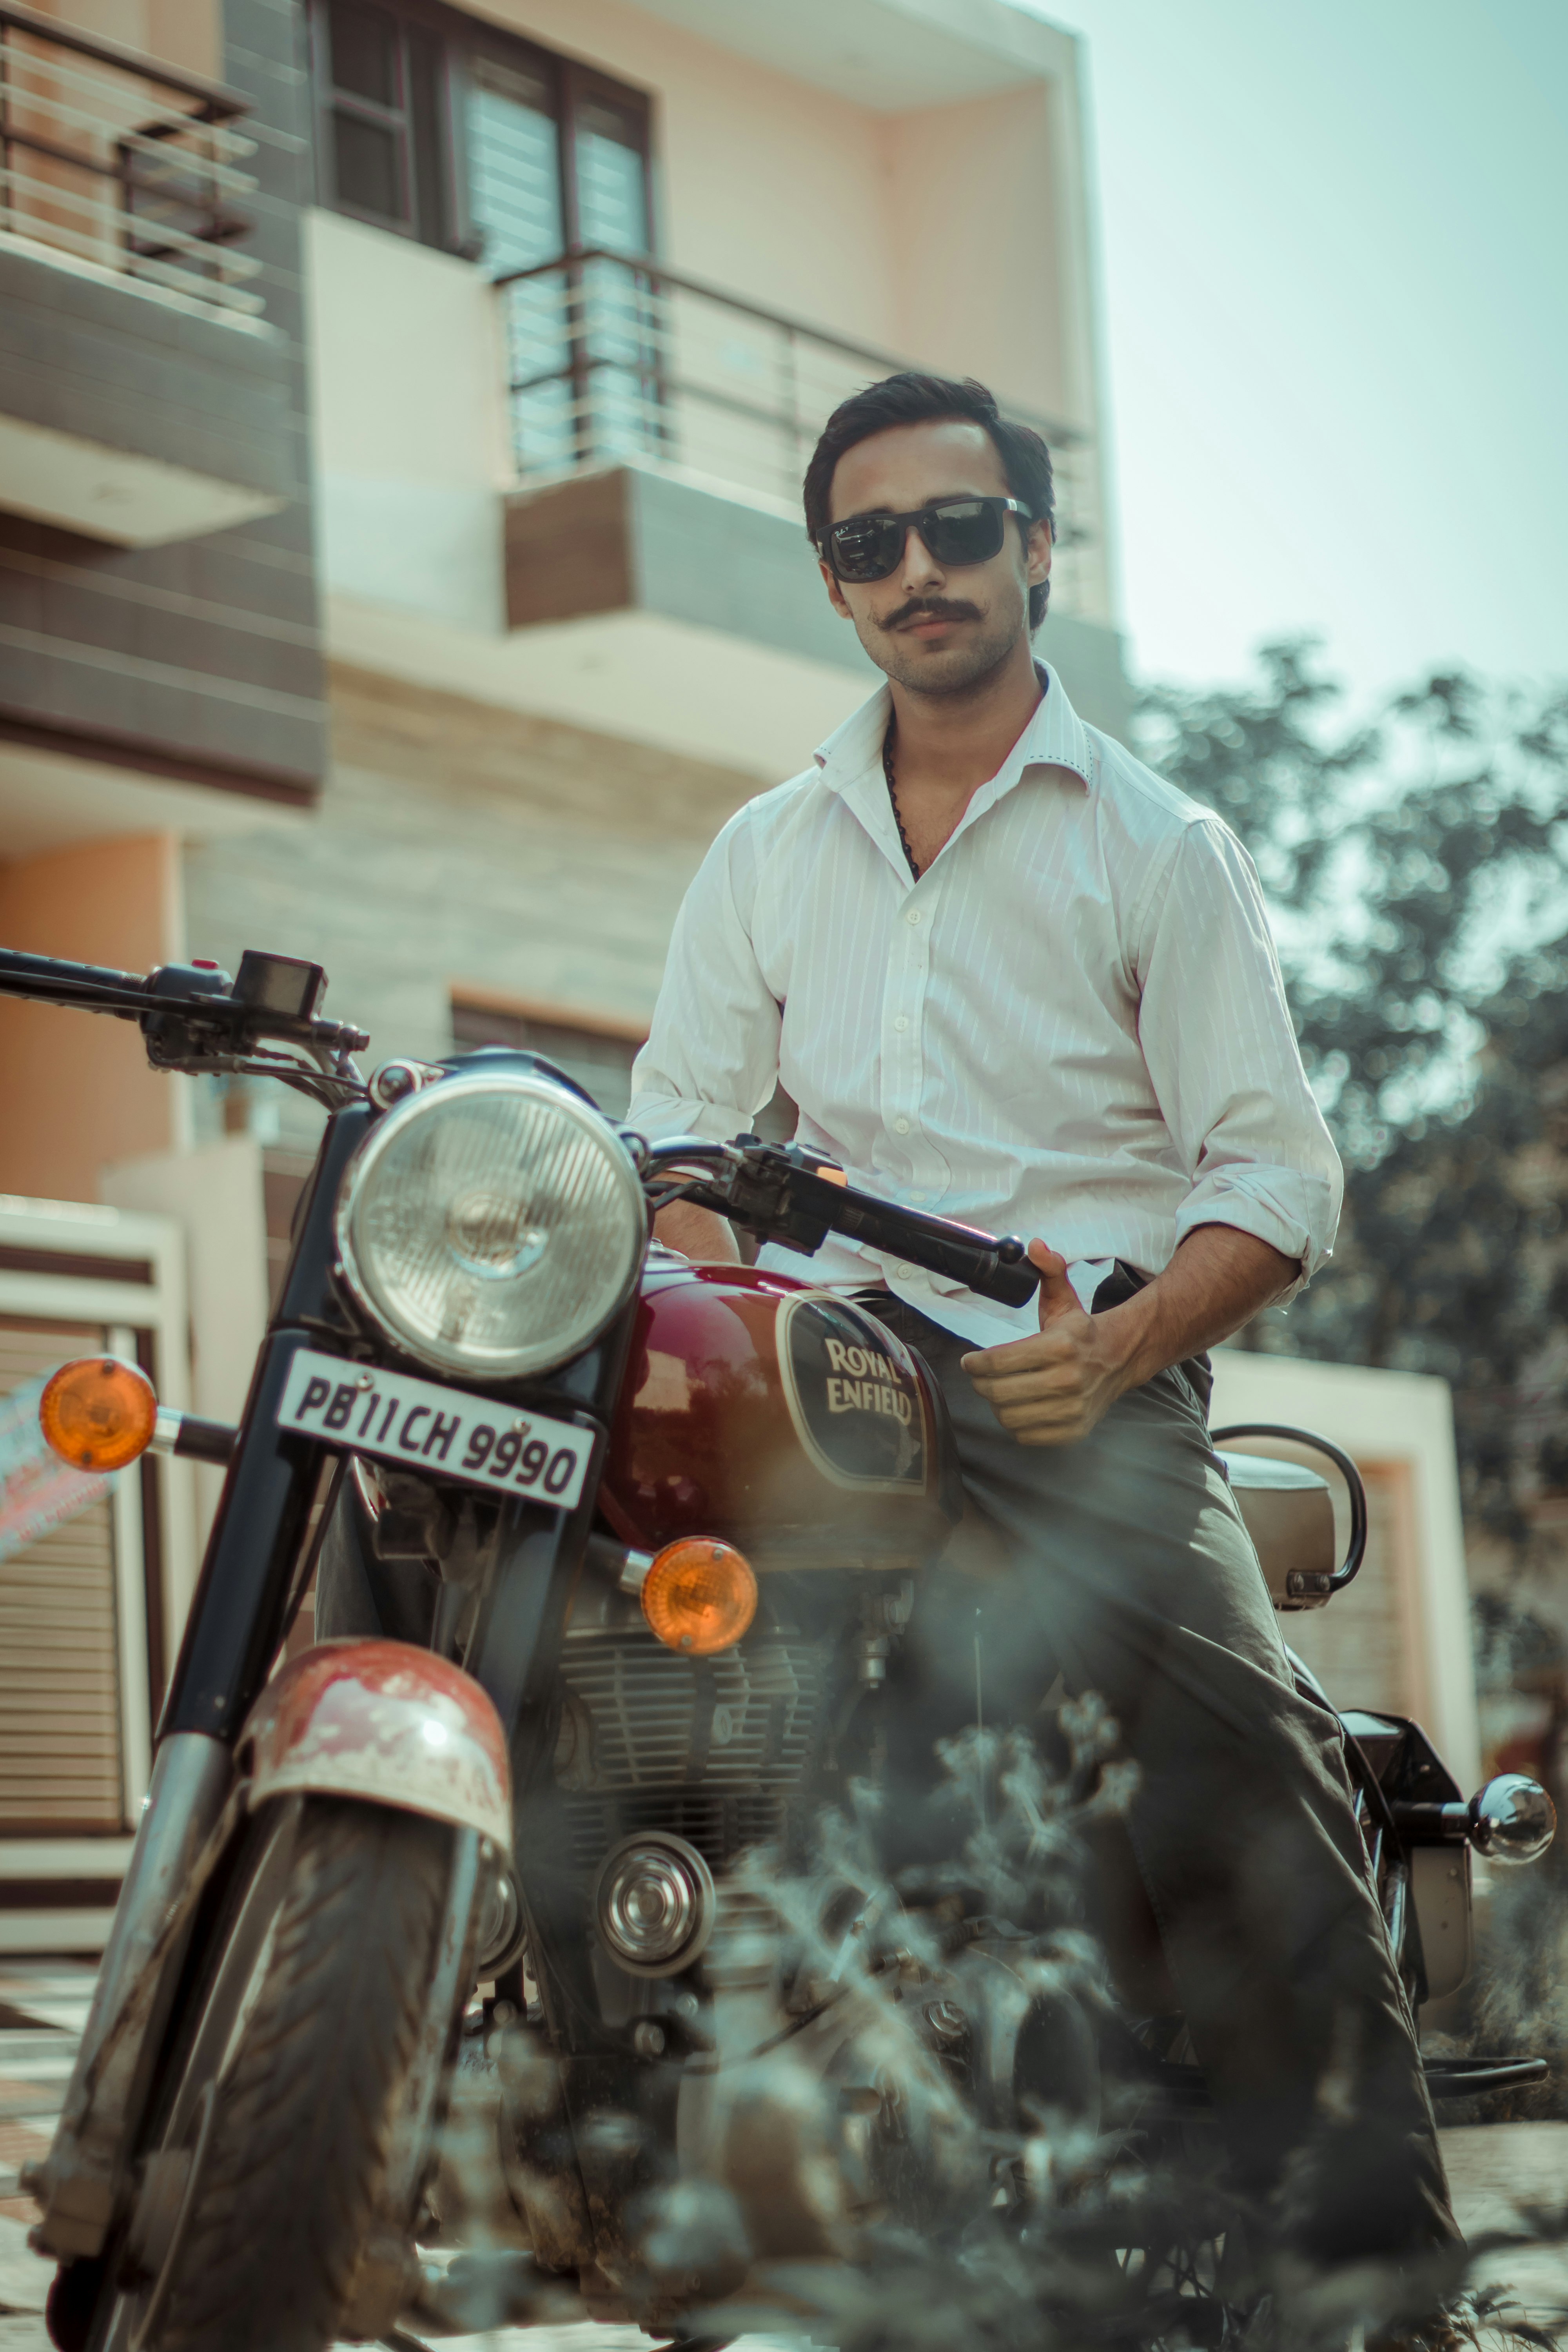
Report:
0,945,370,1105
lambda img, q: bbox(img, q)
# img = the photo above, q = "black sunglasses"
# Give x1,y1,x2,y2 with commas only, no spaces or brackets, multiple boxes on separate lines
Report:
819,494,1031,584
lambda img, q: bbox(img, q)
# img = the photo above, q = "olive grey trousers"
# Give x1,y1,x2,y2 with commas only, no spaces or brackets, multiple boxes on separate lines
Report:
869,1286,1458,2266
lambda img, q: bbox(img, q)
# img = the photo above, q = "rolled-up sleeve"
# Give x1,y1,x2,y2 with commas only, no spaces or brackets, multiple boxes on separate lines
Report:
1136,818,1342,1292
626,807,782,1145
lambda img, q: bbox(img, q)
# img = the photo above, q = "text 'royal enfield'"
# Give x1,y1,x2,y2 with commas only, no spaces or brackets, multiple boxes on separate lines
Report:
0,941,1553,2352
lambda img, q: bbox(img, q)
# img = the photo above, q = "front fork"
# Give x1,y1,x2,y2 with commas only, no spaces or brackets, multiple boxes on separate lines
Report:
26,1466,593,2267
27,1320,333,2262
26,1734,232,2260
28,1082,619,2263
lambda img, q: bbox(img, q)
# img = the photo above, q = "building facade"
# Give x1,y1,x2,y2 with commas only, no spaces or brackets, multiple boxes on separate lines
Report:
0,0,1129,1927
4,0,1490,1958
3,0,1128,1180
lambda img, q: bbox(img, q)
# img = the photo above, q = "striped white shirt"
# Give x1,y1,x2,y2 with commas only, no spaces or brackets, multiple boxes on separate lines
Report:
627,664,1342,1348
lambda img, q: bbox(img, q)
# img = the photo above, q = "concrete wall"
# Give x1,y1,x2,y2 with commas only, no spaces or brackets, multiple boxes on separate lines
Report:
303,213,511,637
181,666,760,1080
34,0,225,82
101,1136,269,1548
0,833,188,1200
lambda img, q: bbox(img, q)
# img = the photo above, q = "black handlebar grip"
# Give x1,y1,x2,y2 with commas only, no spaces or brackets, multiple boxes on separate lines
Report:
967,1243,1041,1308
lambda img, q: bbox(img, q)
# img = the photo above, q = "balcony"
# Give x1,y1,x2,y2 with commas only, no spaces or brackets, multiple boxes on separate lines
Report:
497,246,1098,605
0,0,290,546
0,1,324,822
501,245,1105,621
306,13,1130,769
0,0,260,318
488,247,1127,748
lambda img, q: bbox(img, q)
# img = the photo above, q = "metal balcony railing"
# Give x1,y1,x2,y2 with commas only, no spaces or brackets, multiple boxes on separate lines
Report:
0,0,261,319
495,247,1098,610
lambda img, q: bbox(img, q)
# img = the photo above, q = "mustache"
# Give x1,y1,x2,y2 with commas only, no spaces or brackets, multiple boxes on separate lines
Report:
881,596,983,630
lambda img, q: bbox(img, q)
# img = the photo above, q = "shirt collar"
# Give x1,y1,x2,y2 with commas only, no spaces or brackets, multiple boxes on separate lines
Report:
812,661,1094,804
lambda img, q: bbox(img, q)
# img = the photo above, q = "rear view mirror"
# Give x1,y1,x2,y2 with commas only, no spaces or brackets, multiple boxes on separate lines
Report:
1212,1424,1368,1612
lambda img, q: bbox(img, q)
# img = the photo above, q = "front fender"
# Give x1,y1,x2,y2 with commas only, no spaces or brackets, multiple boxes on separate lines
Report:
241,1639,512,1846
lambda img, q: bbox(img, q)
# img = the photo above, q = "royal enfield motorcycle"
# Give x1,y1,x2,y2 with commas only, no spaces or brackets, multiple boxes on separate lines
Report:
0,941,1554,2352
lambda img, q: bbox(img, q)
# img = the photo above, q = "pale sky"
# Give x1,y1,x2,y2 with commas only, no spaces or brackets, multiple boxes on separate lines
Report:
1022,0,1568,710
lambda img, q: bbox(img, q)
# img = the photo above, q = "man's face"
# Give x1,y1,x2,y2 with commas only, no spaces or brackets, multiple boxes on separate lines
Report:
819,419,1052,697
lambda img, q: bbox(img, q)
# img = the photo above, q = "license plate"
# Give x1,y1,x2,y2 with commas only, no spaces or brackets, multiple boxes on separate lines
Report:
276,1347,594,1512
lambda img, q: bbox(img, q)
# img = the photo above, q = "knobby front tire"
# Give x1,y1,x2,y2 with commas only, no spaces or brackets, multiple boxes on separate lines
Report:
103,1795,452,2352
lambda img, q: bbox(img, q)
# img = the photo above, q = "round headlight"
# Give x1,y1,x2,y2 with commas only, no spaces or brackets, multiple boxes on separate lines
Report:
336,1072,645,1380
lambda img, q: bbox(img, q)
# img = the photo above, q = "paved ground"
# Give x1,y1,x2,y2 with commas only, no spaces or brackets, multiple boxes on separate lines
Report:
1,1956,1564,2349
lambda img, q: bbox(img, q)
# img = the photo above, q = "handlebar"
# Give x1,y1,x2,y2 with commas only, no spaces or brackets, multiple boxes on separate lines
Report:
2,946,1039,1310
0,944,369,1104
637,1135,1043,1311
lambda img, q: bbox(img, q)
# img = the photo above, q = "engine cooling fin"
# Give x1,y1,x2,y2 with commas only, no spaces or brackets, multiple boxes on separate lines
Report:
555,1626,823,1874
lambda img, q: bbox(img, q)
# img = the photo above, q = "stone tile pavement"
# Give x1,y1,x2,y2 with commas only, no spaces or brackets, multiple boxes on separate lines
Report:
0,1957,1563,2350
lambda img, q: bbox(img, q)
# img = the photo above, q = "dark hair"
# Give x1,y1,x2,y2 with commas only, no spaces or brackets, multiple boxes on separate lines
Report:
802,372,1056,630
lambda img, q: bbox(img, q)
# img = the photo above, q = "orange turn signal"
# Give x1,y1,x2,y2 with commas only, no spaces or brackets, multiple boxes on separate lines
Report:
39,1357,158,1474
641,1537,757,1656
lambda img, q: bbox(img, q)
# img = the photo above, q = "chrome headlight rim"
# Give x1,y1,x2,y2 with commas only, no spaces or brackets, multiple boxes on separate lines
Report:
334,1067,646,1383
592,1830,716,1978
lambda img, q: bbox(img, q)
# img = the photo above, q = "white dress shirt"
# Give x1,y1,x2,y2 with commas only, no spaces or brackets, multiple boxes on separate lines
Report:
627,664,1343,1349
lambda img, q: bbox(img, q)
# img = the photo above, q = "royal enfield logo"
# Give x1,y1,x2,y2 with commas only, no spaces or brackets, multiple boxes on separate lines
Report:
775,1294,927,1494
824,1337,914,1425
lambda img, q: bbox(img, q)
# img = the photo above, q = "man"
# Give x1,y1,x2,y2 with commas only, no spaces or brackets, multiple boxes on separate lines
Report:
626,372,1457,2272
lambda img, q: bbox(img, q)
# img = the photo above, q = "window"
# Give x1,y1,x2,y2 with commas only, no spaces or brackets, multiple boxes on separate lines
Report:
451,996,647,1121
312,0,652,270
316,0,448,243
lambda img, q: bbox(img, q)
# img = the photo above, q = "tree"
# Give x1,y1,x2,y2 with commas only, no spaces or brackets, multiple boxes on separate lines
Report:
1136,644,1568,1533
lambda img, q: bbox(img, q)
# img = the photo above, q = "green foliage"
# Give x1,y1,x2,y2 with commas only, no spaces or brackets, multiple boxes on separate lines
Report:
1136,644,1568,1530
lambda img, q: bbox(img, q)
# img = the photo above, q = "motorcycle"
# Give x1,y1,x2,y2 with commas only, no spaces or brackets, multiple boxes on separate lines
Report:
0,940,1554,2352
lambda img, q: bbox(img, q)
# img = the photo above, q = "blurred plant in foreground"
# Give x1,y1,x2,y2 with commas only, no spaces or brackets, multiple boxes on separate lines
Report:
1138,645,1568,1540
425,1708,1562,2345
673,1715,1553,2352
1142,648,1568,2130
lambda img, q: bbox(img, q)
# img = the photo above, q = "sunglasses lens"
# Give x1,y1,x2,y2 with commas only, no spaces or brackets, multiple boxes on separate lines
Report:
924,500,1007,567
829,515,903,581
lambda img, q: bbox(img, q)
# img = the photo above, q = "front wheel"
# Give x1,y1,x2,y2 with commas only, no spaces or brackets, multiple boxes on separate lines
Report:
88,1795,455,2352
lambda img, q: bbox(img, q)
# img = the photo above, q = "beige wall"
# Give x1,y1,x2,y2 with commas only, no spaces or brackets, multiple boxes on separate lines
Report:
39,0,223,81
880,84,1065,418
181,667,759,1079
490,0,907,347
102,1138,269,1552
307,216,512,496
0,834,186,1202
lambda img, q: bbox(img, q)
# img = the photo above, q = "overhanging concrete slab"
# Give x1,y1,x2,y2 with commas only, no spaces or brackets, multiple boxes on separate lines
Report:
618,0,1077,110
0,413,287,548
504,461,1131,743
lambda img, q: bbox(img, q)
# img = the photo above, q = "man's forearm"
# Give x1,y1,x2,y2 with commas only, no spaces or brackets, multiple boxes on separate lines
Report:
1097,1223,1298,1392
962,1223,1298,1448
652,1201,741,1261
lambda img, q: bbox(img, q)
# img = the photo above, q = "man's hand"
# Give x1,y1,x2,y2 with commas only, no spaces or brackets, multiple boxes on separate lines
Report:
960,1242,1134,1447
960,1225,1300,1448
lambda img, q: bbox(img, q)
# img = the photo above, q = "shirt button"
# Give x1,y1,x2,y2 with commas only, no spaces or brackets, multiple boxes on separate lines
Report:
895,1117,910,1134
893,1015,909,1032
906,909,922,926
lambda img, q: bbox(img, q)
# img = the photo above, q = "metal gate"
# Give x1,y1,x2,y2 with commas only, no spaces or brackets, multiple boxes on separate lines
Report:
0,1199,194,1949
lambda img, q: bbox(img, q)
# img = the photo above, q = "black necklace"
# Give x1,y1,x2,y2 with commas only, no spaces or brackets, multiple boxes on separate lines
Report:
882,723,921,880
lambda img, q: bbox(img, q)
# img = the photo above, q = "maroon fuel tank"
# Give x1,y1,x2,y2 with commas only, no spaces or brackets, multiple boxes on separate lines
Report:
600,1255,959,1570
